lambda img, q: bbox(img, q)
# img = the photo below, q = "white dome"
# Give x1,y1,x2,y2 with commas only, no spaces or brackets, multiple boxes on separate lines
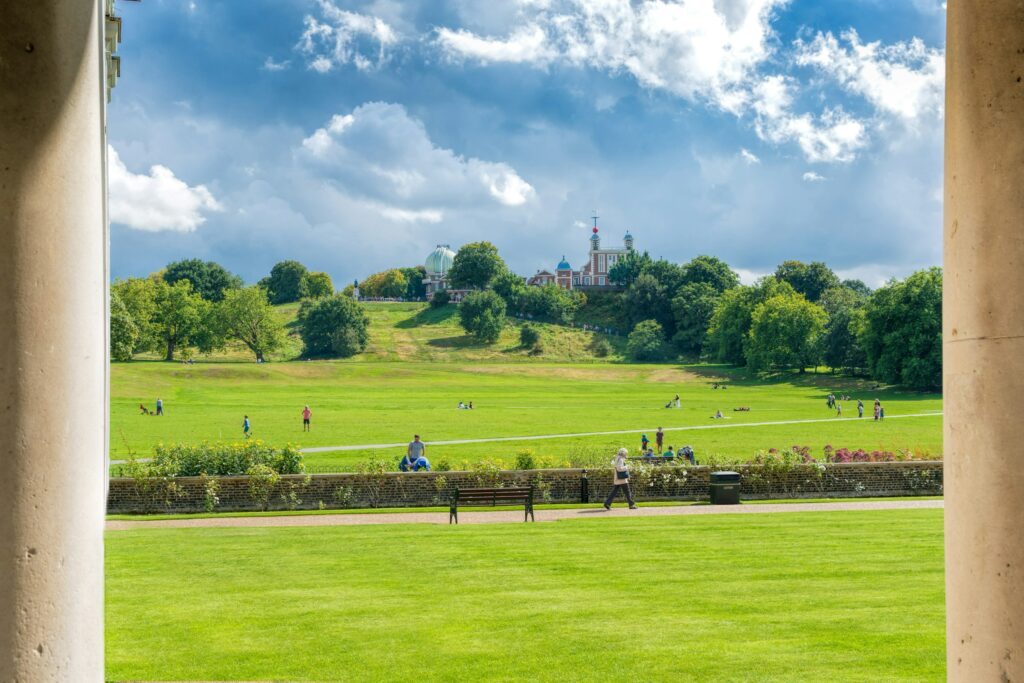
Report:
425,244,455,276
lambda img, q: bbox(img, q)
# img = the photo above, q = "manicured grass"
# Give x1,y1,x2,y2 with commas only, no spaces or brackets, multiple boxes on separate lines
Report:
104,496,943,521
105,509,945,681
112,357,941,468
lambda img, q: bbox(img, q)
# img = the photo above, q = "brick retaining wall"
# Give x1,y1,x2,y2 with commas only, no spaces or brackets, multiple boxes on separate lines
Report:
107,461,943,514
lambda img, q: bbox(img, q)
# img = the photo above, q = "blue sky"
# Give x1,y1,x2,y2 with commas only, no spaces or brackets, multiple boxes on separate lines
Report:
108,0,946,288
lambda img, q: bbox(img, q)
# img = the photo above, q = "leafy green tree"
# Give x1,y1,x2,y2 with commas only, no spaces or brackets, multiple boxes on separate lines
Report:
860,268,942,389
639,259,686,294
774,260,840,302
214,287,286,362
745,293,827,372
111,276,158,353
625,273,674,335
627,319,670,361
304,272,334,299
671,282,719,354
360,268,408,298
299,294,369,357
152,280,209,361
841,279,872,297
400,266,427,299
519,284,581,324
704,277,796,365
608,250,652,286
448,242,507,290
819,286,868,373
265,260,309,304
492,270,527,308
163,259,243,302
679,255,740,293
110,291,139,362
458,289,507,343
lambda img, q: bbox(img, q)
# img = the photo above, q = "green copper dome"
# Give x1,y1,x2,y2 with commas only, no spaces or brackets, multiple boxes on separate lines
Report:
425,244,455,276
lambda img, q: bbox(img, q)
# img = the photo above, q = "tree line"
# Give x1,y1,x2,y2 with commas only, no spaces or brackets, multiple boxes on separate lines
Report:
111,258,370,362
380,241,940,390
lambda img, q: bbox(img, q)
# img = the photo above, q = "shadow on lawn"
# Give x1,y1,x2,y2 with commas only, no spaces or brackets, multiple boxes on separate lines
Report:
684,364,941,401
394,305,458,329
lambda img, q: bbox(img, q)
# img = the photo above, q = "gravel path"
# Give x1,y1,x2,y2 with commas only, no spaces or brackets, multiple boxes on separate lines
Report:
106,499,942,531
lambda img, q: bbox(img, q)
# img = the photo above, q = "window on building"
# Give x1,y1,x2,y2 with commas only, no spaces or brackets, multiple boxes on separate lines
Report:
584,277,591,285
599,277,605,285
598,254,606,273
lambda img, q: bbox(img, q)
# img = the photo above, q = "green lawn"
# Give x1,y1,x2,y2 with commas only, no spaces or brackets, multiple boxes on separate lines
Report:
106,509,946,681
112,301,942,470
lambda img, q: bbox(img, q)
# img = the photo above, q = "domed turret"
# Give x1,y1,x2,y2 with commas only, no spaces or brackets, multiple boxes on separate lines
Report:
624,231,634,250
557,256,572,271
425,244,455,276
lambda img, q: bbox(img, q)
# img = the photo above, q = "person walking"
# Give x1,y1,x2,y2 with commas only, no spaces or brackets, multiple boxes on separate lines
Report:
674,394,681,409
243,415,251,438
836,403,842,417
655,427,664,453
604,448,637,510
873,399,881,421
857,399,864,418
155,398,163,416
302,405,312,432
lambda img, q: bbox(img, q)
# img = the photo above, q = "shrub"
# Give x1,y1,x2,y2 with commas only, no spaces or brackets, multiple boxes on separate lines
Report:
519,323,541,349
247,464,280,511
514,449,537,470
458,290,507,343
590,338,613,358
151,441,304,476
627,319,670,361
430,290,451,308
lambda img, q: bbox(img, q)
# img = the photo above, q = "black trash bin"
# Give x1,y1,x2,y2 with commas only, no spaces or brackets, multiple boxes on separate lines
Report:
709,470,741,505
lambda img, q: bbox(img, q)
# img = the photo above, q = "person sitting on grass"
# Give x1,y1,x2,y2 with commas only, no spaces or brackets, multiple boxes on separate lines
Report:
663,446,675,459
680,445,696,465
139,403,151,415
642,448,655,458
398,453,416,472
713,410,724,419
412,454,431,472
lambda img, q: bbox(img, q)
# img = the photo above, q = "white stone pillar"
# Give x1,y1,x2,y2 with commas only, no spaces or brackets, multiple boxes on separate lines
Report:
0,1,107,680
944,1,1024,680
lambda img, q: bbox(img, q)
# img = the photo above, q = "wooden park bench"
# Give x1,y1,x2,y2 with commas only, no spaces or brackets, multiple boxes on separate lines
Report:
449,486,534,524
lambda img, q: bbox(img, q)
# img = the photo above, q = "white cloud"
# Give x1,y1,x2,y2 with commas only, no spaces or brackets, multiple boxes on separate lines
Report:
108,146,222,232
262,56,291,72
802,171,826,182
751,75,868,163
436,24,556,64
740,148,760,164
297,0,398,73
435,0,788,111
296,102,535,220
795,30,945,122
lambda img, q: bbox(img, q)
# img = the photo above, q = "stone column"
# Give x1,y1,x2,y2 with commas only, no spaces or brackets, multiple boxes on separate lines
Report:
944,1,1024,680
0,1,107,680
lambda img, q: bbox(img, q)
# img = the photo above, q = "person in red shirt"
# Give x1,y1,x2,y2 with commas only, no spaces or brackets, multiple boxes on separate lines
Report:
302,405,312,432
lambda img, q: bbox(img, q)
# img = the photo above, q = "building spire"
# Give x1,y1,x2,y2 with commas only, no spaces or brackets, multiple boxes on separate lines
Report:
591,209,599,231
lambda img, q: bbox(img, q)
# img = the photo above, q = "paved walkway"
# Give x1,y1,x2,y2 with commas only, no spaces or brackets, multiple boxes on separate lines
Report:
105,499,943,531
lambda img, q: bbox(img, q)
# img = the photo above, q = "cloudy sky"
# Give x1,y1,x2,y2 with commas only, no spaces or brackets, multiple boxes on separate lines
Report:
109,0,946,287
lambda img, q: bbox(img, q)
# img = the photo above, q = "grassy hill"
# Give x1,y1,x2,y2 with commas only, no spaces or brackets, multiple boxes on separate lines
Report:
167,301,627,364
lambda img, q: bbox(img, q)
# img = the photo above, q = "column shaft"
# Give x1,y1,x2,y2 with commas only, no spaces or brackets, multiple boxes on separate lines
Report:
0,1,107,680
944,1,1024,680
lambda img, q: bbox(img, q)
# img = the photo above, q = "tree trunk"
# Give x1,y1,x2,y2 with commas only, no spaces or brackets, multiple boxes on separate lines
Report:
256,349,264,363
165,340,175,362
